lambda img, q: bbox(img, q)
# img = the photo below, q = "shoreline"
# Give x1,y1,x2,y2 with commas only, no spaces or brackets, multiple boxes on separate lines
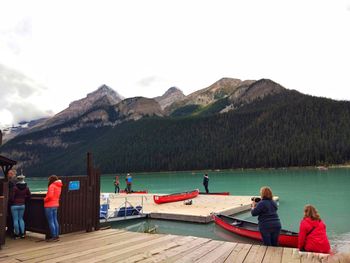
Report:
21,164,350,179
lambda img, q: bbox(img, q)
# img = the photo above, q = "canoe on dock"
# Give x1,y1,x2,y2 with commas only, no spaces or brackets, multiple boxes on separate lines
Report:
199,192,230,195
153,189,199,204
213,214,299,248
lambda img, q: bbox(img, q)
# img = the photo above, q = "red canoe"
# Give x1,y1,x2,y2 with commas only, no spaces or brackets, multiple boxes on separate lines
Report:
199,192,230,195
213,214,298,248
119,190,148,194
153,189,199,204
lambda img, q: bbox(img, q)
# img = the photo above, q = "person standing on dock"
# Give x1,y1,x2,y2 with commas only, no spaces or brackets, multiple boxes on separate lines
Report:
10,173,31,239
126,173,132,193
44,175,63,242
203,174,209,193
251,186,281,246
114,175,120,193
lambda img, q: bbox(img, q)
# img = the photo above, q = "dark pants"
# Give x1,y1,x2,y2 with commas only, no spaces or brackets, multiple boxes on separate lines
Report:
203,184,209,193
126,184,132,193
114,185,120,193
260,227,281,246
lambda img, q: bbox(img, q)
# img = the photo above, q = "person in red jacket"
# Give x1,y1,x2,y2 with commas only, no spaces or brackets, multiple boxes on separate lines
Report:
298,204,331,253
44,175,63,241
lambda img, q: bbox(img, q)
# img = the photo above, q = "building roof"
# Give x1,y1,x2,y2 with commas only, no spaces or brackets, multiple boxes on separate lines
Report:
0,155,17,166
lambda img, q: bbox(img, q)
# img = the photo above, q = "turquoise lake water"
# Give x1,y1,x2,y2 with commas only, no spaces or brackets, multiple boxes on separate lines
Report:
26,168,350,251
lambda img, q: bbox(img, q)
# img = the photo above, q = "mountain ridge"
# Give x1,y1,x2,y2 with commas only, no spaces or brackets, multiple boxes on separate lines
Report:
2,77,350,176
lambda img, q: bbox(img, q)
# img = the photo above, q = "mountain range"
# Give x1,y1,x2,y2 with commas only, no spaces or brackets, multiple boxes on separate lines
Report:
1,78,350,177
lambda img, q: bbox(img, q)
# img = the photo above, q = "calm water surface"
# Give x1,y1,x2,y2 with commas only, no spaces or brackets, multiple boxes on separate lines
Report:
27,168,349,251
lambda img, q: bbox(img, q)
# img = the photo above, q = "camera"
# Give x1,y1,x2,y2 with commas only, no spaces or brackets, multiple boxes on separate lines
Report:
251,197,261,203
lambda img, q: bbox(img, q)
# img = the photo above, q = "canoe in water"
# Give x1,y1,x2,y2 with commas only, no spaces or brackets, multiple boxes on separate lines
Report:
213,214,298,248
153,189,199,204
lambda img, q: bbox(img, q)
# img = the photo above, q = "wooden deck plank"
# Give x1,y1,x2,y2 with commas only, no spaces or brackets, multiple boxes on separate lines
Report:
224,243,252,263
1,229,336,263
194,241,238,263
299,251,330,263
0,258,20,263
100,235,192,263
21,231,144,262
243,245,267,263
137,237,210,263
8,230,132,261
69,234,176,263
281,247,301,263
172,240,224,263
113,235,192,263
38,233,163,263
3,229,124,256
262,246,283,263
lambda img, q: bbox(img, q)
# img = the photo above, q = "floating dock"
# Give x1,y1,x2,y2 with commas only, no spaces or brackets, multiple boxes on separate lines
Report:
102,193,251,223
102,193,279,223
0,229,335,263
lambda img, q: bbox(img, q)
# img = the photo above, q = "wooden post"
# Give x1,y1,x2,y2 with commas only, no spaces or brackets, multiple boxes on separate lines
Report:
86,152,93,232
93,168,101,231
0,196,5,247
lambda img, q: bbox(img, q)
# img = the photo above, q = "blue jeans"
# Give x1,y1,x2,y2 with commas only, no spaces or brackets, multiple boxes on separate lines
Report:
260,227,281,246
11,205,25,235
45,207,59,238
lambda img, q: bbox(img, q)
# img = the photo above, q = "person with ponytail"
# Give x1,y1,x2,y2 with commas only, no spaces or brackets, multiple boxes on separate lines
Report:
44,175,63,241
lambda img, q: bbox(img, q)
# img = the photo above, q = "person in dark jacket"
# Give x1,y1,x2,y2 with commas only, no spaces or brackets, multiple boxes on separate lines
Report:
7,169,17,236
298,205,331,253
251,186,281,246
10,174,31,239
203,174,209,193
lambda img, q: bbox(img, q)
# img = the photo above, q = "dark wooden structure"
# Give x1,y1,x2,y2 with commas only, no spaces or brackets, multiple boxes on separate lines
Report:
0,154,17,248
24,152,101,238
0,152,100,248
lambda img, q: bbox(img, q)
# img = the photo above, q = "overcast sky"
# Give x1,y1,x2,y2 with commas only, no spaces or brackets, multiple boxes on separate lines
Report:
1,0,350,128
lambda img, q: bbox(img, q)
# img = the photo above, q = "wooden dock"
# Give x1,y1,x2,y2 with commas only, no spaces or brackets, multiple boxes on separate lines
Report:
0,229,336,263
103,194,274,223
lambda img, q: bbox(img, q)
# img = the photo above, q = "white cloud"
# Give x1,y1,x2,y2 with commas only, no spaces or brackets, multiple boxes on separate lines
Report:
0,64,52,127
0,0,349,126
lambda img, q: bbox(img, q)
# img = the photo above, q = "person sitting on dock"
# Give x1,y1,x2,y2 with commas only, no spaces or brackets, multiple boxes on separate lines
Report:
114,175,120,194
298,204,331,254
203,173,209,193
251,186,281,246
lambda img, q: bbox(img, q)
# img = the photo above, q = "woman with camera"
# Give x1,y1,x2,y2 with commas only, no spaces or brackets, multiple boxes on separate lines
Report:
251,186,281,246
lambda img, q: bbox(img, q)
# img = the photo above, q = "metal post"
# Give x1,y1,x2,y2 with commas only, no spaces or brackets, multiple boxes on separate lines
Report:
124,197,127,218
141,196,144,216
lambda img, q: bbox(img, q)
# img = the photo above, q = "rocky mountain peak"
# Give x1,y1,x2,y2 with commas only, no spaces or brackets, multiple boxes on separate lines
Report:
72,84,123,107
116,97,163,121
226,78,286,108
163,87,183,96
155,87,185,110
28,85,124,132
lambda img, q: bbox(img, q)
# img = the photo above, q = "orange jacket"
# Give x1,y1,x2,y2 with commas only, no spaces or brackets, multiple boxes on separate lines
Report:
44,180,63,208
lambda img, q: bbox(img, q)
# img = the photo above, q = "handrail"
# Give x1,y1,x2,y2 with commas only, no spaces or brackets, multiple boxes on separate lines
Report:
100,194,147,220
